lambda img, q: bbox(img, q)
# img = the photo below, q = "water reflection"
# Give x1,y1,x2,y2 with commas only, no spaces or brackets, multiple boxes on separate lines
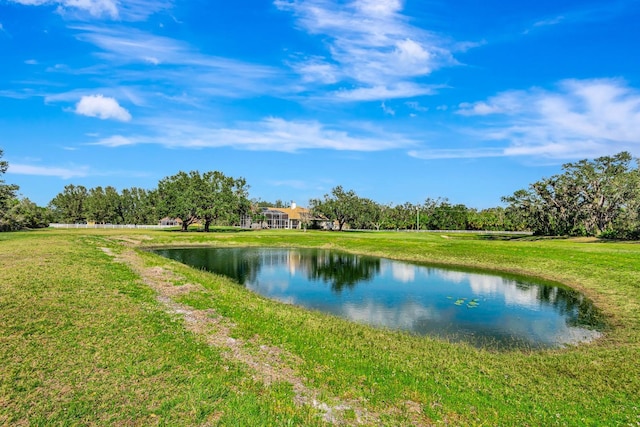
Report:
153,247,605,350
304,251,380,292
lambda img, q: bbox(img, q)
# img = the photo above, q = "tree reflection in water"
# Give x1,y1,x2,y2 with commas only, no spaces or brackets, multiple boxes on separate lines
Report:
304,251,380,292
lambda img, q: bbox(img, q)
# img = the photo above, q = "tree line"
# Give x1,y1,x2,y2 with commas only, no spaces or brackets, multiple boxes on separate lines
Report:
308,186,525,232
47,171,250,232
309,152,640,238
1,148,639,238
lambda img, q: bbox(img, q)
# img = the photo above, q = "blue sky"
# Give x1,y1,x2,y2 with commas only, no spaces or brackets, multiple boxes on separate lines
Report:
1,0,639,208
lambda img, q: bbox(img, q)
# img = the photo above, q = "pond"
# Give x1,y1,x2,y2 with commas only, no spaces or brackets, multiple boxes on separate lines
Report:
152,247,605,350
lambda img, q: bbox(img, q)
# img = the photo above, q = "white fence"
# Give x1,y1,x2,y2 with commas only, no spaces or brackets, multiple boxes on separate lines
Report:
49,223,174,230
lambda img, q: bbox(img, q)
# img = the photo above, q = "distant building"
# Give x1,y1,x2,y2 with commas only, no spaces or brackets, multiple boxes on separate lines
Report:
159,217,183,226
241,202,331,230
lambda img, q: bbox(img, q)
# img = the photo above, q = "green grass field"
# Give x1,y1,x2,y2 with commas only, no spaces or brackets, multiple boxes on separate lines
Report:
1,228,639,426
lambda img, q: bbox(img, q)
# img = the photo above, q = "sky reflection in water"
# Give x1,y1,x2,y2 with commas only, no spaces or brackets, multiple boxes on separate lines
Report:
153,247,604,349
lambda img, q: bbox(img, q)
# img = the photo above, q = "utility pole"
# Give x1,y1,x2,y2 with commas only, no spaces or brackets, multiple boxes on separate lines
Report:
416,207,420,231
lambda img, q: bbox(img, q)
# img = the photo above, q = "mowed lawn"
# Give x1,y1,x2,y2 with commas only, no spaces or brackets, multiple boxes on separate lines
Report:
1,228,639,426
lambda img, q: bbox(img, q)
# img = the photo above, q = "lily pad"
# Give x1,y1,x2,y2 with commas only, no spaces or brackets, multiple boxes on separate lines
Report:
466,298,480,308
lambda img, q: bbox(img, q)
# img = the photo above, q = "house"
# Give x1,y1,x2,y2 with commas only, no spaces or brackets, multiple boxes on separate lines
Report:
267,203,310,229
159,217,183,227
241,202,337,230
242,202,318,229
261,202,309,229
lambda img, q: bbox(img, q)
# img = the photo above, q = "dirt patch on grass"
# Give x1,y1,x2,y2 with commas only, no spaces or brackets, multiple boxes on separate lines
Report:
102,244,383,425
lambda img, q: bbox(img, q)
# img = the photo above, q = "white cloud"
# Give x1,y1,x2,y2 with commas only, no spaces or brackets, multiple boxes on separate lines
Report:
290,58,340,84
91,117,417,152
9,163,89,179
75,94,132,121
409,148,505,160
73,25,183,64
457,91,528,116
458,101,504,116
116,0,172,21
70,26,282,98
9,0,118,18
395,38,431,66
533,16,565,28
523,1,638,35
332,83,440,101
438,78,640,160
380,101,395,116
355,0,402,17
405,101,428,112
61,0,119,19
275,0,462,100
7,0,171,21
91,135,138,147
0,22,12,37
8,0,48,4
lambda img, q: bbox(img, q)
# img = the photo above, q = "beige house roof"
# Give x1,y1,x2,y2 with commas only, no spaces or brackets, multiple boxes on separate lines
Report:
267,206,309,220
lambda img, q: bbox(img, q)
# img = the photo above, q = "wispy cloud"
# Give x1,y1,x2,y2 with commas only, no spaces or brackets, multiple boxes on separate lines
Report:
0,88,42,99
90,117,417,152
115,0,172,21
7,0,172,21
522,0,639,34
3,24,289,122
380,102,395,116
405,101,428,112
70,25,284,99
409,147,505,160
457,90,526,116
9,163,90,179
331,83,442,102
75,94,132,121
532,16,565,29
423,78,640,160
275,0,461,101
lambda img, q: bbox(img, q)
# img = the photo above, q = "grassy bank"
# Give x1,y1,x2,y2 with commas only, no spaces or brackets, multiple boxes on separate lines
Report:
1,229,639,425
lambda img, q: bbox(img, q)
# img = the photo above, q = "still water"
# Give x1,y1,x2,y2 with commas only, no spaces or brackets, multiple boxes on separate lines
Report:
153,247,605,349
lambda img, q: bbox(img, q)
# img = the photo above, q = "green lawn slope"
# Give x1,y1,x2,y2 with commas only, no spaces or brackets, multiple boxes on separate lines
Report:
1,229,638,426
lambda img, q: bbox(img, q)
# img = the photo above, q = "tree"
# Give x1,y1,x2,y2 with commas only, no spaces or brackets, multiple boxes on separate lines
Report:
0,149,19,216
310,186,361,231
467,207,514,231
156,170,250,232
254,199,287,208
386,202,418,230
120,187,158,225
157,171,202,231
503,152,640,237
85,186,122,224
426,202,469,230
6,198,52,230
565,152,637,234
363,200,390,231
48,184,89,223
199,171,250,232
